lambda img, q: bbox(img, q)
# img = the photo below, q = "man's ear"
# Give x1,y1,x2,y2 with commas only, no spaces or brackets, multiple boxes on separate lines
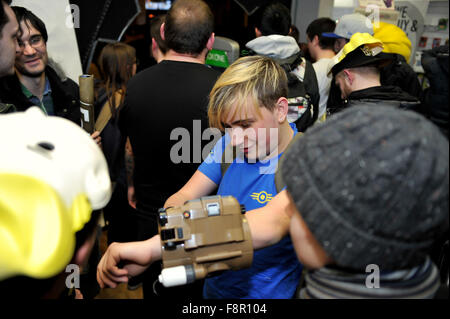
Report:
160,22,165,41
206,32,215,51
255,27,262,38
313,35,320,46
343,69,353,85
276,97,289,122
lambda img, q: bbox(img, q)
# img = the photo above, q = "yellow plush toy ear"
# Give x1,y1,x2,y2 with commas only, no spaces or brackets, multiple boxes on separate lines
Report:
373,21,411,63
0,174,91,281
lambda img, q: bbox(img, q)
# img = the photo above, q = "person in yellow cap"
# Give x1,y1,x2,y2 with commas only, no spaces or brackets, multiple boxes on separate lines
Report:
323,13,422,114
0,107,111,298
327,33,422,113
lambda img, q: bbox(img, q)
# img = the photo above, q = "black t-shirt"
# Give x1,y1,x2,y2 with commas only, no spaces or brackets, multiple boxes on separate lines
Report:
119,60,220,213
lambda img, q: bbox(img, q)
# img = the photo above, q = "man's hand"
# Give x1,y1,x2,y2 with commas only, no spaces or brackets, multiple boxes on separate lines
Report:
128,185,137,209
91,131,102,148
124,137,136,208
97,236,162,289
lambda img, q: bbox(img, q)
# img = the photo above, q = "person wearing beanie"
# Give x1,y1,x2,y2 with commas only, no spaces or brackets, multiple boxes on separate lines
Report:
278,105,449,299
327,32,422,114
324,13,422,114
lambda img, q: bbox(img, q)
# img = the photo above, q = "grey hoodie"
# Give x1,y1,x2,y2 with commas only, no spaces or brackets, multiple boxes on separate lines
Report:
245,35,300,64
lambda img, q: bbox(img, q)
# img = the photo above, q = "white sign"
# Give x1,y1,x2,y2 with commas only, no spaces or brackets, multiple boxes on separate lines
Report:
359,0,396,10
395,1,429,65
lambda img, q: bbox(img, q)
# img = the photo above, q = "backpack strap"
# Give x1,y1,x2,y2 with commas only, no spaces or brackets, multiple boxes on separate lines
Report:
286,57,316,132
220,142,237,177
220,131,304,183
303,59,320,125
275,132,303,193
94,91,122,133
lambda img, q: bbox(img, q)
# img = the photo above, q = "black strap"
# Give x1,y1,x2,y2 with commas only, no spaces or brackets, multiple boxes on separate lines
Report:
220,143,237,177
303,59,320,125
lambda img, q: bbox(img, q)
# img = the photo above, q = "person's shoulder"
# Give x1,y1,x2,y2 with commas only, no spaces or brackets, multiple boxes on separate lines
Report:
203,65,222,77
127,63,164,87
45,66,79,91
312,58,333,73
0,73,20,91
0,75,26,109
194,65,221,83
0,102,16,114
62,76,79,90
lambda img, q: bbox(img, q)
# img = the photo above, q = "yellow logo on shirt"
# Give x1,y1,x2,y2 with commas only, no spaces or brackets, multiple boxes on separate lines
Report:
250,191,273,204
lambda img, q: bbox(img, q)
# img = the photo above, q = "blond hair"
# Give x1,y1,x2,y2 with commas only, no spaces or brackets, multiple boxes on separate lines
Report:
208,55,288,131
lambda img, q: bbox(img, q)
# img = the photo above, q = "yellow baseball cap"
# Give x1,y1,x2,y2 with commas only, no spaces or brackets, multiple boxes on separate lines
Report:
329,32,393,76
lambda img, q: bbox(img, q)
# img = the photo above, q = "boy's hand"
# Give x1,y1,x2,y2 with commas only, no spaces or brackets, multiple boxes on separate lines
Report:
96,236,161,289
128,185,137,209
91,131,102,148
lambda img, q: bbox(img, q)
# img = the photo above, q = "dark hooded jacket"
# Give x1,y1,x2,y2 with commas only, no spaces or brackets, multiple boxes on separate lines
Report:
346,85,422,111
421,45,449,138
328,53,422,114
0,65,80,123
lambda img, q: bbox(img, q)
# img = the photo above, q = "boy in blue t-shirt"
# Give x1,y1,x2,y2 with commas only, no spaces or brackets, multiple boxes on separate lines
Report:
97,56,303,298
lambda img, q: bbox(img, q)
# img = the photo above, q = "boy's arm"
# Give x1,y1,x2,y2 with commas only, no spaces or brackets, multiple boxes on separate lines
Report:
97,235,162,288
167,173,292,249
164,170,218,208
245,189,292,250
98,170,217,288
97,189,292,288
125,137,136,209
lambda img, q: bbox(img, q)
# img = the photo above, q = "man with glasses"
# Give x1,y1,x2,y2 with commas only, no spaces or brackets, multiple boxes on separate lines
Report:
0,6,101,146
0,6,81,124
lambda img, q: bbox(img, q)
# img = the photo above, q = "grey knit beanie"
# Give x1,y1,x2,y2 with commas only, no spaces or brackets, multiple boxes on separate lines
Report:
279,105,449,271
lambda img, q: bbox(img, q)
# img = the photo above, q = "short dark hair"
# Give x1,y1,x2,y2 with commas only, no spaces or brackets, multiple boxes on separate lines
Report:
0,0,13,38
289,24,299,43
11,6,48,43
164,0,214,56
150,14,168,54
254,2,291,36
306,17,336,50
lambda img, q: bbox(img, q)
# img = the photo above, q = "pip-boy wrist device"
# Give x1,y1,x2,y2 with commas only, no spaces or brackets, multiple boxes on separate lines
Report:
158,196,253,287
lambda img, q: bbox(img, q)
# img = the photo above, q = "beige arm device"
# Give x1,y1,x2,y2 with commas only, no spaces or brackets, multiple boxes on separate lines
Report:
79,74,95,134
158,195,253,287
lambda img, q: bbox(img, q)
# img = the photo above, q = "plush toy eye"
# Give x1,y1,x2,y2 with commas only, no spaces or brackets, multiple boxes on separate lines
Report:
37,142,55,151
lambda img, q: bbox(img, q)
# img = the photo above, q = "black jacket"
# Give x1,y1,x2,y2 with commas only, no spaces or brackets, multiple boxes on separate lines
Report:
421,45,449,138
381,53,423,99
345,85,422,111
0,66,80,123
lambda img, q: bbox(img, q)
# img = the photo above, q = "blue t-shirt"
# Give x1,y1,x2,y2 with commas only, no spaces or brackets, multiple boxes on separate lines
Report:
198,123,303,299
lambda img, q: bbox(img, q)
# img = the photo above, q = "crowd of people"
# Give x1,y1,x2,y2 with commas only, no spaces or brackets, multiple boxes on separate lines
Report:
0,0,448,300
